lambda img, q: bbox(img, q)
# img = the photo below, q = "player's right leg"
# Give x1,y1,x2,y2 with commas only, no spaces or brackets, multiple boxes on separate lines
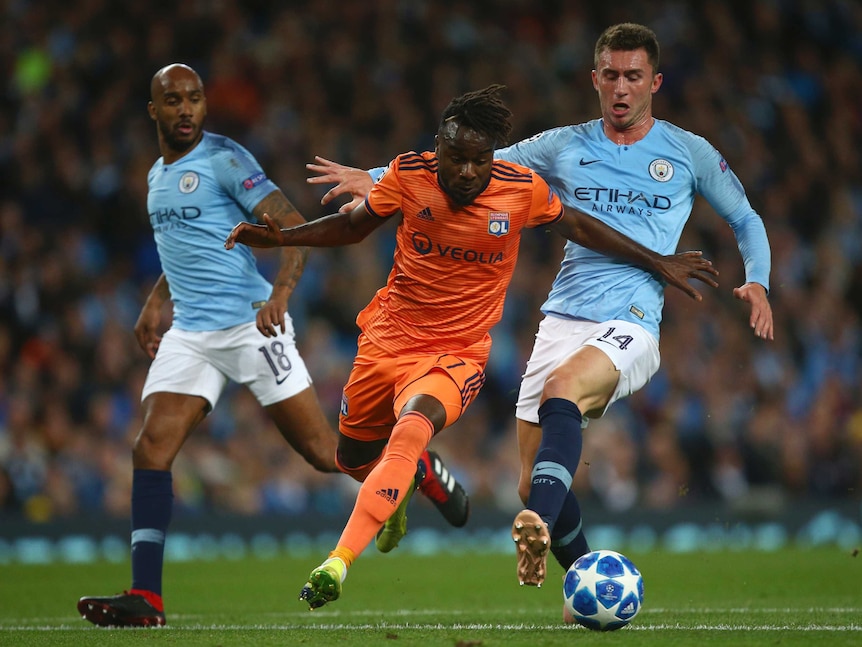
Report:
416,448,470,527
79,328,219,627
78,391,208,627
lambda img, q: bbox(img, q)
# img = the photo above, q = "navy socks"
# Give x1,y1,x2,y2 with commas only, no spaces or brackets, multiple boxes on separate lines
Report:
551,492,591,569
130,469,173,595
526,397,589,568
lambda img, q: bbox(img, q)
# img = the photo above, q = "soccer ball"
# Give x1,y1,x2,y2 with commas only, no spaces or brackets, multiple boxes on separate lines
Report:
563,549,644,631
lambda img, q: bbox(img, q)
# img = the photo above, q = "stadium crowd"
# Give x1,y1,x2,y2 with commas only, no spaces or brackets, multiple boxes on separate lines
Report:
1,0,861,524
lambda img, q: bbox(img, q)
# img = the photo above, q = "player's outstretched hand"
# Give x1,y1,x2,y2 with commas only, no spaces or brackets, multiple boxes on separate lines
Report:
225,213,283,249
306,156,374,214
655,250,720,301
733,282,774,340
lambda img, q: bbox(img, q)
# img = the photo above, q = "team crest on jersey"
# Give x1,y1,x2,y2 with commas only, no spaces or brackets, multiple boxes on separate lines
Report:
519,132,546,144
648,159,674,182
488,212,510,236
178,171,199,193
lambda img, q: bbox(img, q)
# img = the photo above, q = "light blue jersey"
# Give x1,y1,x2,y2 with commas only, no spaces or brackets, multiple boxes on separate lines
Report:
494,118,771,339
147,131,279,331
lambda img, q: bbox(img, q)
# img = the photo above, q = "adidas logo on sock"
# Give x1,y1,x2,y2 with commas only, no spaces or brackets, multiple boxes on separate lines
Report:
376,488,400,504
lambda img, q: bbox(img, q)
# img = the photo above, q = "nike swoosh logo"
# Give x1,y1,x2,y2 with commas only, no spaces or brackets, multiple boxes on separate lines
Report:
579,158,601,166
533,466,559,475
276,374,290,384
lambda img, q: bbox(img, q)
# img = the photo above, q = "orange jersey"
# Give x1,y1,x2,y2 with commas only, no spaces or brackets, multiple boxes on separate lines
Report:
359,151,563,355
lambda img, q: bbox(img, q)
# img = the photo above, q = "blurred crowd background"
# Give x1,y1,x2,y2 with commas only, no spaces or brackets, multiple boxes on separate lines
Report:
1,0,861,527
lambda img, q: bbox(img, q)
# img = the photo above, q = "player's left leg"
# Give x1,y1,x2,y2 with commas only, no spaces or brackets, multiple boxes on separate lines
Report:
300,353,483,609
550,492,591,570
371,411,436,552
513,345,613,587
239,318,339,473
266,387,339,472
374,357,483,551
300,411,434,609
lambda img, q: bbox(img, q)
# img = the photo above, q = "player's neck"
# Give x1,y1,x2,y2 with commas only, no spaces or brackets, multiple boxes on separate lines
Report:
160,134,203,165
603,117,654,146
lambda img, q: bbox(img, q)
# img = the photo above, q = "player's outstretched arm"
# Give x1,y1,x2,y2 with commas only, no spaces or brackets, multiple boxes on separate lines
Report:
225,205,387,250
733,282,774,340
306,156,374,213
553,207,720,301
225,213,286,249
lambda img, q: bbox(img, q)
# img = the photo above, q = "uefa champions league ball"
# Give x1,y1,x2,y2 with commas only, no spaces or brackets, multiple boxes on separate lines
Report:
563,549,644,631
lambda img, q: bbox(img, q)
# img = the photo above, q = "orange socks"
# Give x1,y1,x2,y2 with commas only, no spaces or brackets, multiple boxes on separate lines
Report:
335,412,434,556
328,547,357,571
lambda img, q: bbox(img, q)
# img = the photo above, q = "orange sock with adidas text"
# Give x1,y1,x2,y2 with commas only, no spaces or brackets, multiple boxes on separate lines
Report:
335,412,434,556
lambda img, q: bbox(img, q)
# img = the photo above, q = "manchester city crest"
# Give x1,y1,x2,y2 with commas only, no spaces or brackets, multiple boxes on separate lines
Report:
648,159,674,182
178,171,200,193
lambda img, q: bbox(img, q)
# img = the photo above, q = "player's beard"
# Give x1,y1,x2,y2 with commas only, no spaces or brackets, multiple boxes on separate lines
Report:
159,119,201,155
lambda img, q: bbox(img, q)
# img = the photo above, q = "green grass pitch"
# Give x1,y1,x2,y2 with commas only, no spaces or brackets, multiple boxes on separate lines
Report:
2,547,860,646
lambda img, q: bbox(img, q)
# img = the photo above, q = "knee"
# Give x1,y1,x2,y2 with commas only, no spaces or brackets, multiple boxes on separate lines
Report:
541,367,576,402
132,431,173,471
307,447,339,473
335,438,386,482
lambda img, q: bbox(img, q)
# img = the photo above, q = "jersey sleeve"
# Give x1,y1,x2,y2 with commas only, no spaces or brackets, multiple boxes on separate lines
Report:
364,158,402,219
688,136,772,291
527,170,564,227
209,139,279,218
495,127,566,179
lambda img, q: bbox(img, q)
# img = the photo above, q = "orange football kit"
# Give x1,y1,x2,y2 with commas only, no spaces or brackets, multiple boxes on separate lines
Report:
330,150,563,563
339,151,564,441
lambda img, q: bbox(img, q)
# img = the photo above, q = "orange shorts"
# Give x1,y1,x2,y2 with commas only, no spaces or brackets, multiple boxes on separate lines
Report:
338,333,487,442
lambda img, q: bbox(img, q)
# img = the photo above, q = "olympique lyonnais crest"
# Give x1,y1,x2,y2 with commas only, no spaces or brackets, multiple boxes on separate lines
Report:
488,211,510,236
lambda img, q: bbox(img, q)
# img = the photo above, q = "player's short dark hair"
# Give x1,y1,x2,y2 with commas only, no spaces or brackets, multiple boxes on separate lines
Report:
594,23,660,73
438,84,513,149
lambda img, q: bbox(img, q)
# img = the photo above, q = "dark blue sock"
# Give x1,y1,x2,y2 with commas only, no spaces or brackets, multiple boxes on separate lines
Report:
526,397,583,535
130,469,173,595
550,491,590,570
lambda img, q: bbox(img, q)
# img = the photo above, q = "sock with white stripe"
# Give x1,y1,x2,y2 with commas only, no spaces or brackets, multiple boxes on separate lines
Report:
130,468,173,596
551,491,591,570
526,398,583,535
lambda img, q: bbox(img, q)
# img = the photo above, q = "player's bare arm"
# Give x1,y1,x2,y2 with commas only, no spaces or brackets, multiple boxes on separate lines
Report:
252,190,309,337
552,206,719,301
733,282,774,341
226,203,387,250
134,273,171,359
306,156,374,213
